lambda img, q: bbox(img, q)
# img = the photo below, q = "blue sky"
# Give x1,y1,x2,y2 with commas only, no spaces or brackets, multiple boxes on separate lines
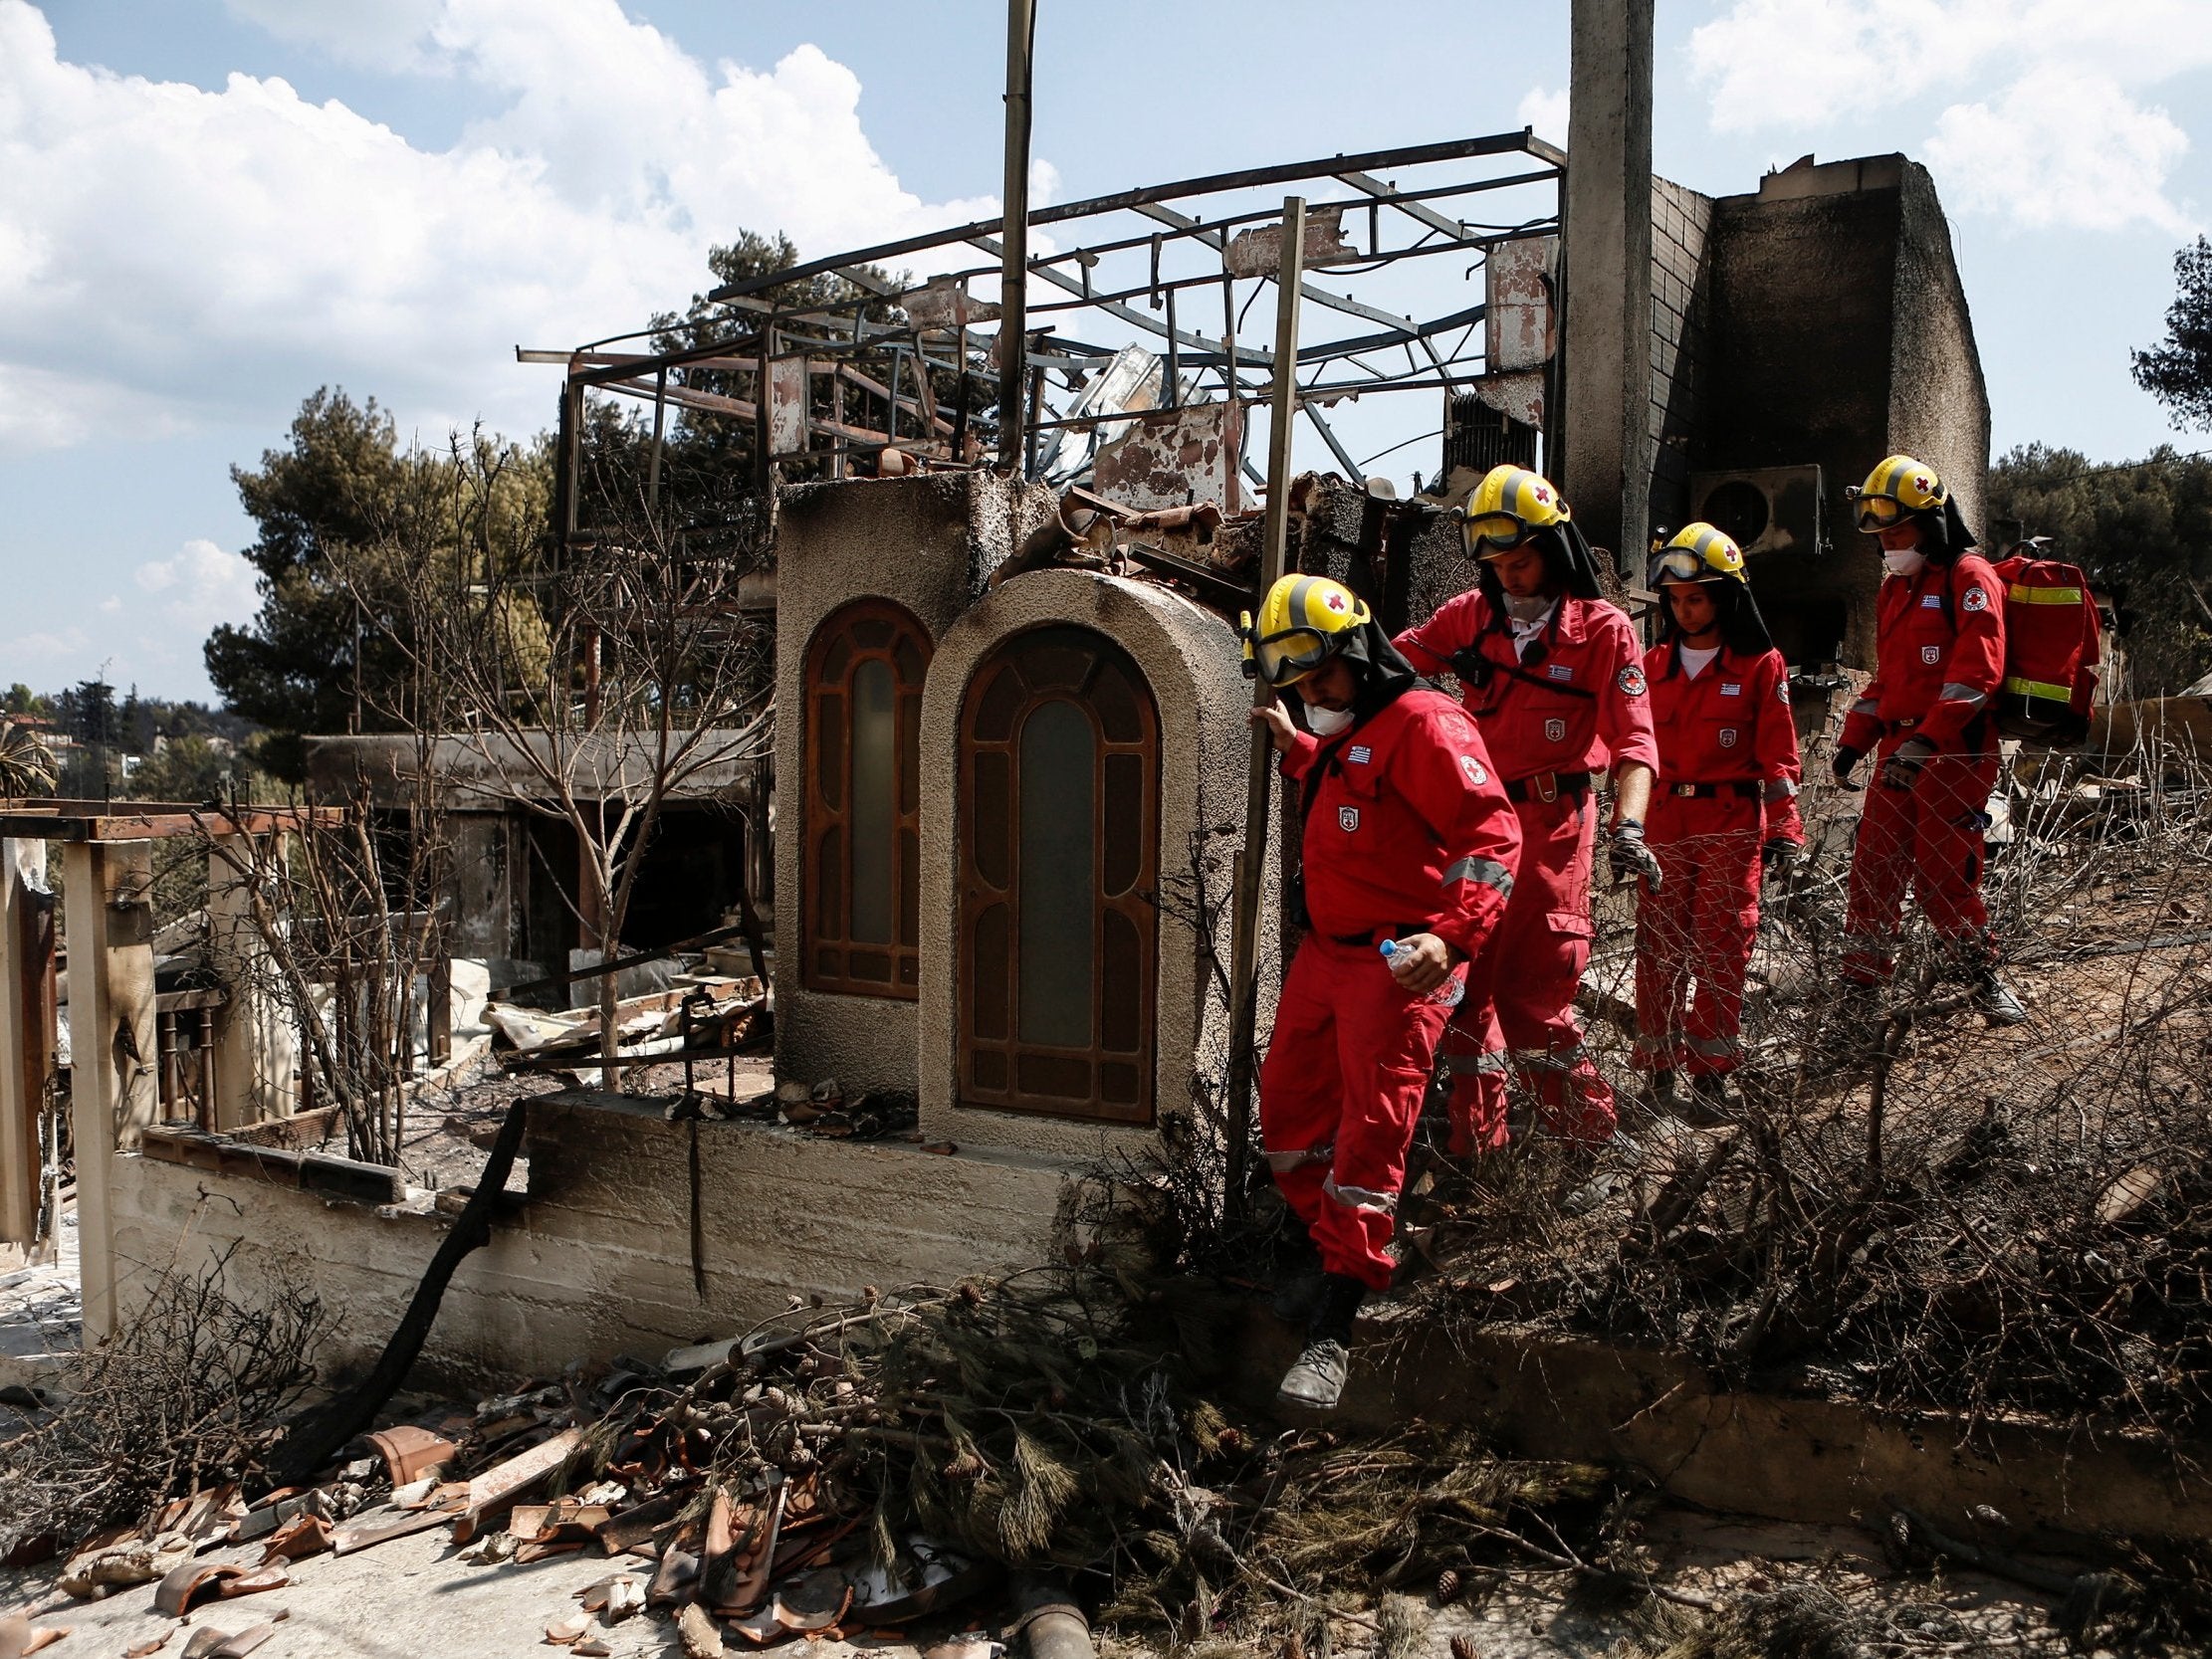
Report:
3,0,2209,702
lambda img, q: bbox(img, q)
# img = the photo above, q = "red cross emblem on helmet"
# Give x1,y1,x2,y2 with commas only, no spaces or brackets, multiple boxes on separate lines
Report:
1324,591,1347,611
1532,485,1550,503
1912,475,1930,494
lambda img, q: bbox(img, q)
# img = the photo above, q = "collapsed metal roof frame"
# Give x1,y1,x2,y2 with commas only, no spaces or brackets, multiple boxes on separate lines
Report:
522,128,1563,506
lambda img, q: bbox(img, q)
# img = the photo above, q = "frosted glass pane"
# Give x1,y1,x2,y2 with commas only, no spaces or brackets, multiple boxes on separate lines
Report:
850,658,896,944
1017,699,1095,1048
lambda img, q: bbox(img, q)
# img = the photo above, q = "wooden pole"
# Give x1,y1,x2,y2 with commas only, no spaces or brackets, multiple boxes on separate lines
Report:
1219,197,1305,1220
996,0,1036,471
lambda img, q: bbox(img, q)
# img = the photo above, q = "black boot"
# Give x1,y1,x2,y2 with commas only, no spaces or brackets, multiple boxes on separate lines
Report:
1270,1226,1326,1325
1680,1071,1742,1127
1976,965,2028,1027
1276,1272,1367,1411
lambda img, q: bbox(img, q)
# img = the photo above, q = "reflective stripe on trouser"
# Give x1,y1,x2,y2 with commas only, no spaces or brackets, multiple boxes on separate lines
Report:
1634,802,1761,1078
1259,933,1464,1290
1843,742,1999,984
1444,791,1615,1151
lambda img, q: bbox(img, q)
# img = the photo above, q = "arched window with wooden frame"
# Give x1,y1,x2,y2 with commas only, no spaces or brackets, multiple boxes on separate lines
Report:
804,600,928,998
958,626,1158,1125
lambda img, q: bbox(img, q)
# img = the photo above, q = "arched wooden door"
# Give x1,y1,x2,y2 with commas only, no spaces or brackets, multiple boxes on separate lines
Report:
803,600,928,998
957,626,1158,1124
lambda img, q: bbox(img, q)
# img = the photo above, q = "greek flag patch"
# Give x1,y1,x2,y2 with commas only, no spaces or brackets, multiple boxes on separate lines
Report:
1546,663,1572,682
1921,594,1944,608
1348,745,1371,764
1721,682,1741,696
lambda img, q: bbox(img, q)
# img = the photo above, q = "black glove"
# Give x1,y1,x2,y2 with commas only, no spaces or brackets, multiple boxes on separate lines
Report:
1880,735,1936,790
1760,838,1800,881
1609,819,1663,893
1831,746,1864,790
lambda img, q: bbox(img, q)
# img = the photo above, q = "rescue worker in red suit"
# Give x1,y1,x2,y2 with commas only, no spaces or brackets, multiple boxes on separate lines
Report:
1832,455,2029,1028
1633,523,1806,1120
1244,573,1520,1410
1394,465,1661,1156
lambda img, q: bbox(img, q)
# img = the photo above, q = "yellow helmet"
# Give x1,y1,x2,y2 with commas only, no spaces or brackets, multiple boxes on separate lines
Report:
1239,574,1371,687
1848,455,1947,533
1648,521,1747,588
1460,464,1570,557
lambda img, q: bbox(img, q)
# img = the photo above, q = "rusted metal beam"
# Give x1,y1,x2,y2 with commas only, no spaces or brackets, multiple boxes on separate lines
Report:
997,0,1036,469
1130,200,1419,336
0,806,337,842
1220,197,1308,1218
707,130,1555,304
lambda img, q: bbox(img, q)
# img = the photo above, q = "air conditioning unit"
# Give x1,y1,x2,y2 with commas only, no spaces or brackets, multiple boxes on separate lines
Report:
1687,465,1825,559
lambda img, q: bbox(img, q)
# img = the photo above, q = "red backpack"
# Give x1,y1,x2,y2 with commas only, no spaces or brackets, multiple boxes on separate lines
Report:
1985,543,2102,746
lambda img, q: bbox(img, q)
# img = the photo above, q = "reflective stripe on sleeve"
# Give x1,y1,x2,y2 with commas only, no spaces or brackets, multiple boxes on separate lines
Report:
1762,778,1799,802
1444,1049,1510,1076
1440,856,1513,897
1323,1173,1399,1215
1849,697,1880,718
1265,1143,1334,1174
1937,684,1990,709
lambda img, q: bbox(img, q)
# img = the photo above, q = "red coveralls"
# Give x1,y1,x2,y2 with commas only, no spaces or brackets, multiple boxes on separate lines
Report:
1837,553,2008,981
1397,595,1659,1152
1259,688,1520,1289
1633,642,1805,1078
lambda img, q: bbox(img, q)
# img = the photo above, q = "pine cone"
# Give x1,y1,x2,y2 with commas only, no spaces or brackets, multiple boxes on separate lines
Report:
1436,1568,1462,1604
1449,1637,1479,1659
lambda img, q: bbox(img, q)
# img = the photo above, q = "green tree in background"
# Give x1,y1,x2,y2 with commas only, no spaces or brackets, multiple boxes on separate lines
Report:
2134,237,2212,432
1988,445,2212,695
206,388,553,779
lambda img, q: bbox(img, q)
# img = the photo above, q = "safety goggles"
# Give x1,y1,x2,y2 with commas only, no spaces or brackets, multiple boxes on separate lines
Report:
1462,511,1534,556
1244,624,1334,687
1647,544,1741,587
1847,490,1906,533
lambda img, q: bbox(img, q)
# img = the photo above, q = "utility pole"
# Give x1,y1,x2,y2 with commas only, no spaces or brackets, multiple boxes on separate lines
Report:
1558,0,1656,570
1220,197,1306,1217
997,0,1036,472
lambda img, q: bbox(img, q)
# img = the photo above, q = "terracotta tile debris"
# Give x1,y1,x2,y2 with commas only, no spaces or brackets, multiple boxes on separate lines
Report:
364,1424,456,1486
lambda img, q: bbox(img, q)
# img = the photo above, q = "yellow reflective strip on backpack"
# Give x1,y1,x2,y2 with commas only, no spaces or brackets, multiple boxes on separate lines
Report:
2002,674,2074,702
2005,583,2084,605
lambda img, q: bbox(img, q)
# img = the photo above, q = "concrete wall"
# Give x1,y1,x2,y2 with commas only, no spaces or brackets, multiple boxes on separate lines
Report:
1649,177,1715,535
1695,154,1987,669
107,1097,1083,1386
1884,161,1991,535
918,569,1262,1163
771,473,1053,1096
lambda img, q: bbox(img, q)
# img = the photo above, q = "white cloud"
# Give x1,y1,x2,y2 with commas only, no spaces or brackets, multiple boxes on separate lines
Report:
1517,87,1569,145
1686,0,2208,233
0,0,1018,457
221,0,447,73
134,538,261,633
98,595,120,614
0,626,87,664
1928,69,2195,235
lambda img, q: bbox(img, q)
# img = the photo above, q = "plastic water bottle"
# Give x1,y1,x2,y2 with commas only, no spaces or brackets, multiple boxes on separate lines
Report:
1378,938,1401,962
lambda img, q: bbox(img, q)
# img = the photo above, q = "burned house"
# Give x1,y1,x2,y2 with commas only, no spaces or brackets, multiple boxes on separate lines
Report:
0,119,1988,1388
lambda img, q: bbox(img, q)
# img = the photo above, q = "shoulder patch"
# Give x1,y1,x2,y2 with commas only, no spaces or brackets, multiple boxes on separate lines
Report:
1961,585,1989,612
1616,665,1648,697
1777,677,1792,703
1458,753,1488,787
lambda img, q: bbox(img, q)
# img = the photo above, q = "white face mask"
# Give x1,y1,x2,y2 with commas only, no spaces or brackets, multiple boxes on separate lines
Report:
1882,547,1927,578
1504,592,1554,626
1304,704,1355,737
